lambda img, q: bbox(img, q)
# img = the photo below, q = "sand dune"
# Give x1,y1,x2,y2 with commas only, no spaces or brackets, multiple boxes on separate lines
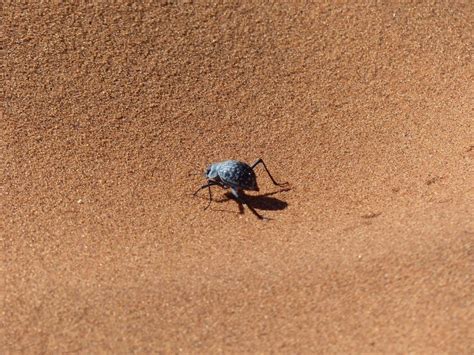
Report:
3,2,473,353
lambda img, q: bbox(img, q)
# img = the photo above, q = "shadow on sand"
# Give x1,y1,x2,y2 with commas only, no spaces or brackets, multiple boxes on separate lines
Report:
212,188,290,219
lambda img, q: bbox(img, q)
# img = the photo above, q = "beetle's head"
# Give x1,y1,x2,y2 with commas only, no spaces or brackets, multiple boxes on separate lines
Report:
205,163,219,179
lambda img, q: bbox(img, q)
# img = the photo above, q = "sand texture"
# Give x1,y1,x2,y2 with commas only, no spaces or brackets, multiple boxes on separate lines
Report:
2,2,473,353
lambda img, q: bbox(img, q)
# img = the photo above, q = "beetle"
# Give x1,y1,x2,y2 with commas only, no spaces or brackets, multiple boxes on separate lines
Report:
193,158,288,219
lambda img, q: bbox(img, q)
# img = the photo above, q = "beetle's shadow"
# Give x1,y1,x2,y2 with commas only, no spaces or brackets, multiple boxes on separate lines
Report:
215,187,290,212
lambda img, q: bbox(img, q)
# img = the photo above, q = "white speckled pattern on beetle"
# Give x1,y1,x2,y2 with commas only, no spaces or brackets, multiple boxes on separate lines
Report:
207,160,259,191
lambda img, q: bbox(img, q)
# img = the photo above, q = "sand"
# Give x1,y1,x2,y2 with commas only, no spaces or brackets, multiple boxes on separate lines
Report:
2,2,473,353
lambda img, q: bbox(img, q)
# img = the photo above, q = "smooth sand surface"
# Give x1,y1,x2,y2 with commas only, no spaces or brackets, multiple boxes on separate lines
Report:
3,2,473,353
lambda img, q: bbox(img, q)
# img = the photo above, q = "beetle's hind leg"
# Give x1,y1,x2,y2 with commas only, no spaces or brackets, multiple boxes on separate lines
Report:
250,158,288,187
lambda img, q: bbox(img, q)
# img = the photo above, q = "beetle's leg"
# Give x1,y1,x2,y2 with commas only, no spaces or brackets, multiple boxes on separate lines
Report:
250,158,288,186
231,188,263,219
194,181,222,210
193,181,219,196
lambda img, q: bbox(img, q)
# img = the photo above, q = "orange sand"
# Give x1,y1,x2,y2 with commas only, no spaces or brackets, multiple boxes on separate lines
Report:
2,2,473,353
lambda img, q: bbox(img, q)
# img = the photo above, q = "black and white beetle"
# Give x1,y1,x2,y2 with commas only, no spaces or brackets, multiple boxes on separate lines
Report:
193,159,288,219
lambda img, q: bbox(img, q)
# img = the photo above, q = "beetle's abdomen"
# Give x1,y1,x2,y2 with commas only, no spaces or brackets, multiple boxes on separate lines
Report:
217,160,257,190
